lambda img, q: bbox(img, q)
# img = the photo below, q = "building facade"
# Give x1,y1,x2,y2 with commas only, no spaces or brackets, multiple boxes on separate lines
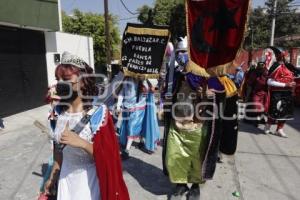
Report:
0,0,94,117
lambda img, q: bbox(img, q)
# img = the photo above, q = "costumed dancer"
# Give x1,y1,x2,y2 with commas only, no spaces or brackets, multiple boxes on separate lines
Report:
44,52,129,200
246,60,268,126
241,63,257,103
264,47,296,137
218,75,239,157
117,76,160,159
232,66,245,89
163,37,226,199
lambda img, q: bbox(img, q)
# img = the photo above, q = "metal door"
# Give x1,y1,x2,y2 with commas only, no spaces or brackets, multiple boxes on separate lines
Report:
0,26,48,117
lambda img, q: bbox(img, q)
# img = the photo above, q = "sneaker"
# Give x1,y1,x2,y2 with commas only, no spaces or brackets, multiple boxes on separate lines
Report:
169,184,189,200
276,129,288,138
264,124,271,134
187,184,200,200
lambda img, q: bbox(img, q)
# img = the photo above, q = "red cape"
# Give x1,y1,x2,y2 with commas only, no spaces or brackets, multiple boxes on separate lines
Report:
93,111,130,200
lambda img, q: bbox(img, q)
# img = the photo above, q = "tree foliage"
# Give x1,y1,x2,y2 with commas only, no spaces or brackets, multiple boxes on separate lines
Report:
137,0,186,42
138,0,300,48
244,0,300,49
62,9,121,72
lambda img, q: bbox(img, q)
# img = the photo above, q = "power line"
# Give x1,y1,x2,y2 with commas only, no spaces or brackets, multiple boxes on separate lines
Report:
119,0,138,15
118,16,138,21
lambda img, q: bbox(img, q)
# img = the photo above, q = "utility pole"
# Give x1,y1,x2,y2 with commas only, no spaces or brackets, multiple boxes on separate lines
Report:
104,0,111,80
270,0,278,46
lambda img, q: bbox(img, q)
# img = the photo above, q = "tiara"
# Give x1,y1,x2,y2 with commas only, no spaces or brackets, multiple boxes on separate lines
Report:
61,51,88,69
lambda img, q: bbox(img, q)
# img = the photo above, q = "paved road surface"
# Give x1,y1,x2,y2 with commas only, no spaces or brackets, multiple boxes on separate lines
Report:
0,106,299,200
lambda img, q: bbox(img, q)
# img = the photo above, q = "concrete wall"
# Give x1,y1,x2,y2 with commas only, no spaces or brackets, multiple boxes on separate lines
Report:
0,0,59,31
45,32,94,85
290,48,300,68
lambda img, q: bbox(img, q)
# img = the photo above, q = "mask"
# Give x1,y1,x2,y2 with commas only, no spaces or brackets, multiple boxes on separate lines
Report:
176,52,189,68
56,82,78,103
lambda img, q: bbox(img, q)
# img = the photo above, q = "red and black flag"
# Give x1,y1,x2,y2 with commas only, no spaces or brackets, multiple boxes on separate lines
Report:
186,0,250,77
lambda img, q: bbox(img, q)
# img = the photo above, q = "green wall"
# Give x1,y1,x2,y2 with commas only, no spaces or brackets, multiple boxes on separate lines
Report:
0,0,59,31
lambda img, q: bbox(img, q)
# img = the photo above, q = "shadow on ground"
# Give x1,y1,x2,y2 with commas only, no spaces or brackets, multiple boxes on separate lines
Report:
122,156,172,196
32,163,49,178
238,120,265,135
286,106,300,132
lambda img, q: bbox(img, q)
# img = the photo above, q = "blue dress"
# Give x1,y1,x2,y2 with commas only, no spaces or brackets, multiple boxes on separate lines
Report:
118,78,147,146
118,78,160,152
141,92,160,152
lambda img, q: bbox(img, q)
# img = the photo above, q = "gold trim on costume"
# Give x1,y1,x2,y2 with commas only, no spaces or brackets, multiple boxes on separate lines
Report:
218,76,238,97
123,68,160,79
126,26,170,37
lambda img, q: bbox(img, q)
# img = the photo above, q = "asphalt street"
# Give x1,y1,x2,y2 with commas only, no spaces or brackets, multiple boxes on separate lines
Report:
0,105,299,200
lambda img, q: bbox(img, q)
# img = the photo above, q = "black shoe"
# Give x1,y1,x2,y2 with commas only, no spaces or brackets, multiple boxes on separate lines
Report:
0,118,4,129
169,184,189,200
121,150,130,160
217,156,223,163
187,184,200,200
137,142,145,149
137,142,153,154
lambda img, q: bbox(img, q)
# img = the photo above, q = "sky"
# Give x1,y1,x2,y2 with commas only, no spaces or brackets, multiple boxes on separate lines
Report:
61,0,265,33
61,0,155,32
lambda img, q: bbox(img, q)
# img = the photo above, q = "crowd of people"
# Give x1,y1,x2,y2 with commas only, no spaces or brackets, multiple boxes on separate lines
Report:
242,47,298,138
37,39,298,200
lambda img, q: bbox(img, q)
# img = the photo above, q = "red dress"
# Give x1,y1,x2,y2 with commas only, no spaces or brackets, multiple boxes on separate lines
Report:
247,68,268,112
93,110,130,200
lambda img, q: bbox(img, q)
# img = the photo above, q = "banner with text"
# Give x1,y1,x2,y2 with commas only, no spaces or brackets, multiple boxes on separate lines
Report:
121,23,170,79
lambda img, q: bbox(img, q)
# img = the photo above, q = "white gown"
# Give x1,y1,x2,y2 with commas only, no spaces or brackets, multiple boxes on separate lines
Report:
54,112,100,200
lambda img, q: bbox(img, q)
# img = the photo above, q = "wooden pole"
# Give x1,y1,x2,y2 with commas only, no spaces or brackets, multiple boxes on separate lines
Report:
104,0,111,80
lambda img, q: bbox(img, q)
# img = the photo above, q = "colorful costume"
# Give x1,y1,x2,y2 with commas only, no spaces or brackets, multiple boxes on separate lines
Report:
142,90,160,152
245,63,268,125
165,74,226,181
118,77,160,152
264,47,295,137
51,104,129,200
248,66,268,112
54,111,100,200
118,77,147,145
267,63,294,120
161,32,246,199
163,37,227,199
92,105,130,200
43,52,129,200
218,76,239,155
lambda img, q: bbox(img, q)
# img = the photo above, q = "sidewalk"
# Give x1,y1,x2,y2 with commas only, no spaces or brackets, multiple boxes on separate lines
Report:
0,106,299,200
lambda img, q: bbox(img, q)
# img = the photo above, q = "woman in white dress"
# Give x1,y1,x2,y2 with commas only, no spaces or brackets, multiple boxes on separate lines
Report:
44,52,100,200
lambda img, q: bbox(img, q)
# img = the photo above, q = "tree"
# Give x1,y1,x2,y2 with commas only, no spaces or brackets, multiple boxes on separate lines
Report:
137,5,152,24
266,0,300,47
139,0,300,49
62,9,121,73
244,0,300,49
137,0,186,42
244,7,270,49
